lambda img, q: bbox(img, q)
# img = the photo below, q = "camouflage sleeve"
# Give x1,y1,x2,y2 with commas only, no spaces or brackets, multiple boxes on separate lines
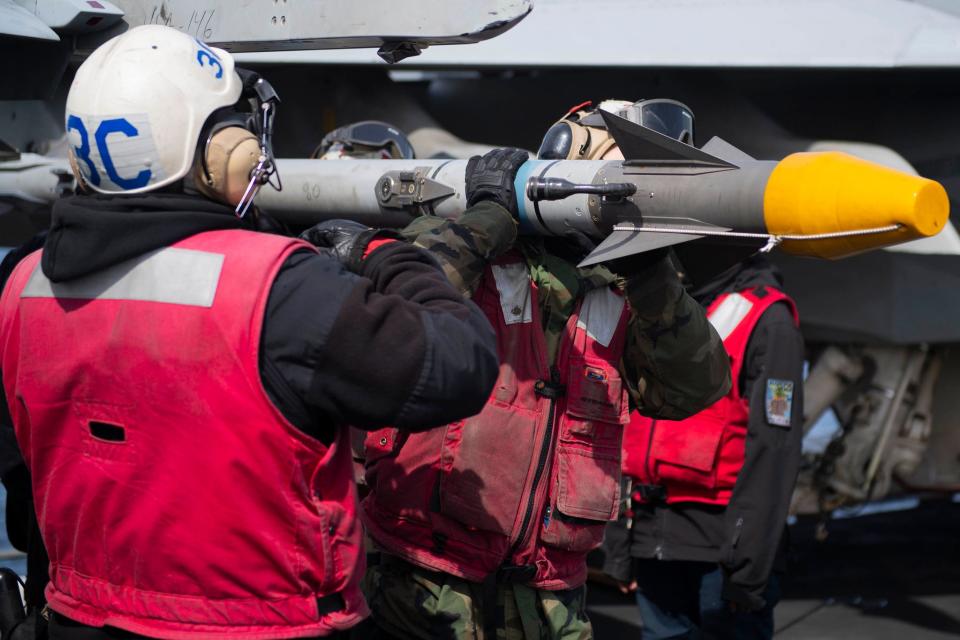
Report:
400,201,518,296
619,257,731,420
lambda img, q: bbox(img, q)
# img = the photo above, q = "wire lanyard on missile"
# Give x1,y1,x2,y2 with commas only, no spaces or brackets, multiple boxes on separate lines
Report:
611,223,904,253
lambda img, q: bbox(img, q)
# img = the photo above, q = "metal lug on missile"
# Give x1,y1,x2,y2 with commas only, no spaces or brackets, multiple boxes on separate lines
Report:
376,168,455,213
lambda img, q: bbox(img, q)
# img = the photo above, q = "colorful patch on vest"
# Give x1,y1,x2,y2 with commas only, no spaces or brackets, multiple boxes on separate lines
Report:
765,379,794,427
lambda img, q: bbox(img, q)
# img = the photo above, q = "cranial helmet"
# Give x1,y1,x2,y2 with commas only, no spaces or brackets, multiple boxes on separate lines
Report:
537,98,696,160
312,121,416,160
65,25,277,211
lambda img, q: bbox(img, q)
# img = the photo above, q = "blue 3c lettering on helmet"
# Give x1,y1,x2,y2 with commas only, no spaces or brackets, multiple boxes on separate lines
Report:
67,113,164,191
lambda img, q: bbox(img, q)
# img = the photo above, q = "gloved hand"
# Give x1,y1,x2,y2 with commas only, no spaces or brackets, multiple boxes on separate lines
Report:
606,247,672,277
721,576,766,613
611,247,684,318
465,147,530,216
299,219,403,273
543,228,599,264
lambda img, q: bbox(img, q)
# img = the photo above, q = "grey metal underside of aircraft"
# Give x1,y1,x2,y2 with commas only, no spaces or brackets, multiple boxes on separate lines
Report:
233,0,960,67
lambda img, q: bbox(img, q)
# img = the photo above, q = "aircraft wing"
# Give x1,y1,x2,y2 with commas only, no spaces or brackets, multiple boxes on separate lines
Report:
0,0,59,41
0,0,125,39
109,0,531,59
233,0,960,66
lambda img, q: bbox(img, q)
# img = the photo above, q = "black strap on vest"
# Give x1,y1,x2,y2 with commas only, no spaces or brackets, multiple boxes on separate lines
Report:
480,564,538,638
315,592,347,617
633,483,668,504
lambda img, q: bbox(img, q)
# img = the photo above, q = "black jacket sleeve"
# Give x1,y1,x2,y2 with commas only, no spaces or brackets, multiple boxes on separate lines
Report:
261,241,499,441
0,234,46,482
0,234,47,553
601,516,634,584
719,302,804,610
621,256,732,420
601,474,636,584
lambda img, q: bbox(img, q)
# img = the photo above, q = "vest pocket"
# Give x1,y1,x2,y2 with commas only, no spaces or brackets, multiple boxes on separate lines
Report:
541,357,626,552
364,428,403,464
540,444,621,553
439,403,537,536
650,418,726,489
539,505,608,553
74,401,137,462
565,357,629,436
363,427,406,495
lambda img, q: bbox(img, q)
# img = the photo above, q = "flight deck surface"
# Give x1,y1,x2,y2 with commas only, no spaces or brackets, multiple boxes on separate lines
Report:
589,497,960,639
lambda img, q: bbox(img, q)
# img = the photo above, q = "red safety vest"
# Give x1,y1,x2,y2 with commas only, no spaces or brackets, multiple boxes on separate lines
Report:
0,229,367,639
362,254,630,590
621,287,797,506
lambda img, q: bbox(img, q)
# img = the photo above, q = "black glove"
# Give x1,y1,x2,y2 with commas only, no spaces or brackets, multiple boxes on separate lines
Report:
543,228,598,264
606,247,672,277
299,219,403,273
465,148,529,215
721,574,766,613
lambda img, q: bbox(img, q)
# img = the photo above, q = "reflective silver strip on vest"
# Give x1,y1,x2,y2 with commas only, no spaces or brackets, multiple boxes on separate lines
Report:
491,263,533,325
21,248,224,307
707,292,754,341
576,286,624,348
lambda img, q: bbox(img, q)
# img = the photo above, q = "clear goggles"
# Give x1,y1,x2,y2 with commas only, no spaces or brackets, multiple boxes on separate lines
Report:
312,120,415,160
537,98,696,161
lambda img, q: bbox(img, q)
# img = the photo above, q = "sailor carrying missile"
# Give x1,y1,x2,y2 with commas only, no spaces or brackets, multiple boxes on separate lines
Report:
557,99,806,640
0,25,502,639
357,137,732,637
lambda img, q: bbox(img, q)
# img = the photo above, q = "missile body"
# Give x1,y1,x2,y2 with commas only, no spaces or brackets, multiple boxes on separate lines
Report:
0,109,945,265
0,154,75,204
259,155,774,239
258,148,948,263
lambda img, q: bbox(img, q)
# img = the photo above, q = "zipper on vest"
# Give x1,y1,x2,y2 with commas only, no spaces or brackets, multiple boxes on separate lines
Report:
512,365,563,553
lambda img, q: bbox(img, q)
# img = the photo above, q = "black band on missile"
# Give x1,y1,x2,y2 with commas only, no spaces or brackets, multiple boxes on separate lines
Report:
534,160,561,236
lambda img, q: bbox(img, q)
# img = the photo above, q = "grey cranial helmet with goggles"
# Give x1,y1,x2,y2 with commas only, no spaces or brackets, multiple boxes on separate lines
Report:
537,98,695,160
312,120,416,160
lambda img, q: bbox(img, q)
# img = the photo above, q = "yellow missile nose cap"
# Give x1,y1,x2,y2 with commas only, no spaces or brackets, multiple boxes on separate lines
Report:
763,151,950,259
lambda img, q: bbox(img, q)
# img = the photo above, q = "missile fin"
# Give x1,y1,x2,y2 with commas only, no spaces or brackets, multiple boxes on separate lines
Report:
579,227,706,267
599,110,737,168
701,137,758,165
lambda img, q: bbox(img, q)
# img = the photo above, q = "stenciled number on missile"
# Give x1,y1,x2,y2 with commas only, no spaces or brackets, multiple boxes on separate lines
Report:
302,182,323,202
148,5,217,40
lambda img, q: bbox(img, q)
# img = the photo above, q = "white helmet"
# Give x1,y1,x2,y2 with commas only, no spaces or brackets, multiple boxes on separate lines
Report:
65,25,243,195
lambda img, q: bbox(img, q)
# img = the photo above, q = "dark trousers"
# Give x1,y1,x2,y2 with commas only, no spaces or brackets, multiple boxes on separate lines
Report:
633,560,780,640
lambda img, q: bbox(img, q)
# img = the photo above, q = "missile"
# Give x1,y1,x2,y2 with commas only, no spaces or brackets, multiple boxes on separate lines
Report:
0,153,75,204
0,112,945,266
259,111,948,265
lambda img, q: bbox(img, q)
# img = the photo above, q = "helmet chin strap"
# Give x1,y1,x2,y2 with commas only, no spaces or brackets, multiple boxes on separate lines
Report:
235,73,281,218
235,101,278,218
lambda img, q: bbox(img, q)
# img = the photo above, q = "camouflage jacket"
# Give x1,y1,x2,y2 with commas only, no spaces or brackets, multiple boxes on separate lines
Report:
402,202,731,419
